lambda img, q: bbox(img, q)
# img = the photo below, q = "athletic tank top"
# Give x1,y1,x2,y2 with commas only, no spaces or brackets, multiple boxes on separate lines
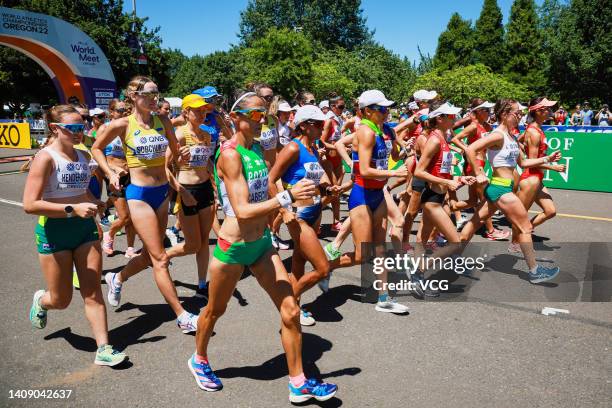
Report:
281,139,325,188
409,108,429,138
179,125,215,171
487,130,520,169
257,115,279,151
104,136,126,159
352,119,391,189
278,122,292,146
598,112,609,126
327,111,344,143
123,114,169,168
468,121,489,145
426,130,453,180
42,147,92,199
214,141,268,217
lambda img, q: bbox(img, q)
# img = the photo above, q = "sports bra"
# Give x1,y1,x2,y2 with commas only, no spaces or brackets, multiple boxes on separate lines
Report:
104,136,126,159
467,121,489,145
487,129,520,169
178,125,215,171
281,138,325,188
257,115,279,151
352,119,392,189
214,141,268,217
42,147,92,199
123,114,169,168
426,130,453,180
327,111,344,143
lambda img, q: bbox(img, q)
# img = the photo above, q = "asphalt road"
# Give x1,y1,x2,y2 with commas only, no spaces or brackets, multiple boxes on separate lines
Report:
0,160,611,408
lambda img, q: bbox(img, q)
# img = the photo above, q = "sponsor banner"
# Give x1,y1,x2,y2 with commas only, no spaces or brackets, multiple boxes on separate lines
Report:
0,123,31,149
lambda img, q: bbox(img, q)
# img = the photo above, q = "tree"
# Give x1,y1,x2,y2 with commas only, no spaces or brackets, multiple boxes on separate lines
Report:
412,64,532,107
547,0,612,104
474,0,505,72
433,13,475,71
238,0,372,50
310,62,357,101
504,0,546,91
243,28,314,100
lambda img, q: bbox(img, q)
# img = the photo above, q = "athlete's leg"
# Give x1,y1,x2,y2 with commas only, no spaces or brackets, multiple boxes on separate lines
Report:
531,186,556,228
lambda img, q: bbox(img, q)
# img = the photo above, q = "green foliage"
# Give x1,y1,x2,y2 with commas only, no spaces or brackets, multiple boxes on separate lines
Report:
433,13,475,71
412,64,532,107
504,0,546,91
238,0,372,50
310,62,357,101
474,0,505,72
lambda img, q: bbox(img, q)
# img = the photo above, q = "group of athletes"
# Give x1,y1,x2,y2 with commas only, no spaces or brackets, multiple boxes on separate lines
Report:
22,75,566,403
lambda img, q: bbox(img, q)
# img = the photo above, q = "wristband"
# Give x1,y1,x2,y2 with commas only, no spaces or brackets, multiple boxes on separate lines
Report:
276,191,292,209
287,189,295,203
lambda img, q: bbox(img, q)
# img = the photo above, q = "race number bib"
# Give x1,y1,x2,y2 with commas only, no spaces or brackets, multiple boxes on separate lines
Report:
132,133,168,161
259,128,278,150
188,144,214,168
440,151,453,174
303,161,325,186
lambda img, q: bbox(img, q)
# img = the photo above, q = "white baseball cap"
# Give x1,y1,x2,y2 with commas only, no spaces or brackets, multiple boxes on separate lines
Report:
472,101,495,111
413,89,438,102
294,105,326,126
278,102,293,112
358,90,394,109
428,102,462,118
318,100,329,109
518,102,528,111
89,108,105,116
408,101,419,110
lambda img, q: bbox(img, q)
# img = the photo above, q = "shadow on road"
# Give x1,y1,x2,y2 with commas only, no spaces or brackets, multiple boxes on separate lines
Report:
303,284,363,322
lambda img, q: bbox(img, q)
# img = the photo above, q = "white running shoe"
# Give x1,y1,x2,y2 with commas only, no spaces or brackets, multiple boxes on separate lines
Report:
104,272,122,307
375,298,409,314
177,311,198,334
300,309,316,326
271,234,290,250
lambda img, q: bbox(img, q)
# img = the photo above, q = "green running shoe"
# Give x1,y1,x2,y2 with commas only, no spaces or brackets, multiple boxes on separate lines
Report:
73,268,80,289
324,243,342,261
29,290,47,329
95,344,127,367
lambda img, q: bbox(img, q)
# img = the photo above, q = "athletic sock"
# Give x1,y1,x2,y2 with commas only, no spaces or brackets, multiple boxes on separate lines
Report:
289,373,306,388
194,353,208,365
378,293,389,302
198,279,207,290
113,273,123,287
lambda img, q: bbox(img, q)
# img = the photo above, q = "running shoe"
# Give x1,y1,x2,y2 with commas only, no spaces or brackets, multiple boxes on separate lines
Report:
99,216,111,227
409,272,425,299
435,234,447,246
177,311,198,333
188,354,223,391
456,216,467,230
165,226,181,247
124,247,137,258
29,289,47,329
94,344,127,366
323,243,342,261
104,272,122,307
425,241,439,252
271,234,290,250
486,228,510,241
403,242,414,252
528,265,560,284
339,195,348,204
72,268,80,289
300,308,315,326
102,231,114,255
317,273,332,293
289,378,338,403
507,243,522,253
331,221,343,232
375,297,409,314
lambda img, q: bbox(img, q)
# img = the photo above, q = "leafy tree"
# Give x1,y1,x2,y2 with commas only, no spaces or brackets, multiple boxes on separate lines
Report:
310,62,357,101
504,0,546,91
238,0,372,50
433,13,475,71
474,0,505,72
412,64,532,107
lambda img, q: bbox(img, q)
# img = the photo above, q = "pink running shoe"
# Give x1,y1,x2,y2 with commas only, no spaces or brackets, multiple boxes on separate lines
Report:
102,232,114,255
486,228,510,241
331,221,343,232
124,247,137,258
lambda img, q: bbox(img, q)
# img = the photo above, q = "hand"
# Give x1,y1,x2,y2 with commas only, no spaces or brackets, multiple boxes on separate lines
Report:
553,163,566,172
476,173,489,185
317,147,326,157
108,172,121,192
281,209,297,224
405,138,415,150
326,185,342,197
180,188,197,207
177,144,191,165
291,179,316,201
111,166,127,177
393,165,408,178
548,150,562,163
74,202,98,218
445,179,461,191
460,176,477,185
94,200,106,215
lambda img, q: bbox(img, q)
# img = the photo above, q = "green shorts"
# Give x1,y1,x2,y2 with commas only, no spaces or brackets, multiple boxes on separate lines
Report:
484,177,514,202
342,159,351,174
35,216,99,254
213,229,273,265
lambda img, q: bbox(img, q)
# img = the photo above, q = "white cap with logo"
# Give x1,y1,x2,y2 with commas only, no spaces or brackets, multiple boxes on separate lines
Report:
278,102,293,112
318,100,329,109
428,102,462,118
358,90,395,109
471,101,495,111
413,89,438,102
293,105,327,126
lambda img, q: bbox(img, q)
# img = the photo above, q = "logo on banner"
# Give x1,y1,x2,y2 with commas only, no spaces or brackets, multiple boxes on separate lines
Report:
70,41,100,65
0,123,31,149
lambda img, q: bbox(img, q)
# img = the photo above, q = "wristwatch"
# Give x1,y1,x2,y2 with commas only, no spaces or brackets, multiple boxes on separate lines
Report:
64,205,74,218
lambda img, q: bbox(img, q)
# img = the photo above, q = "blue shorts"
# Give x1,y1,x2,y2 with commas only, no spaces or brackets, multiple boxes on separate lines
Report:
88,176,102,200
348,184,384,212
295,202,322,226
126,183,169,210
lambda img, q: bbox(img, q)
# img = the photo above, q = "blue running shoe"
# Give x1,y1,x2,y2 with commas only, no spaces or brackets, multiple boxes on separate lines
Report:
528,265,560,284
289,378,338,403
188,354,223,392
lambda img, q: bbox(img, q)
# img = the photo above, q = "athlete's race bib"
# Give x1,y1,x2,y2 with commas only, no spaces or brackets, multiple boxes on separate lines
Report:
303,161,325,186
259,127,278,151
57,161,91,191
188,144,214,168
440,151,453,174
132,133,168,161
106,137,124,157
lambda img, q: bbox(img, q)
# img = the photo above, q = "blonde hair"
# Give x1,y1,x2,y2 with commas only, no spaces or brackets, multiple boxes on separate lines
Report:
44,104,79,136
125,75,154,111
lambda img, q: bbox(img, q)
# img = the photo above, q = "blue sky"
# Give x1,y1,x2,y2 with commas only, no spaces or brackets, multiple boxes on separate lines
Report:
125,0,542,63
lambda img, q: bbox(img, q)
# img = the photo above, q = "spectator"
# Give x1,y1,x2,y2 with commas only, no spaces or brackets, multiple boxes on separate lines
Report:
554,106,567,125
581,101,594,125
595,104,610,126
570,104,582,125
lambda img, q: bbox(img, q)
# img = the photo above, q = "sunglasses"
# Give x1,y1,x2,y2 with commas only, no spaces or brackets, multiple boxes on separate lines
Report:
113,108,127,114
305,99,316,105
235,108,267,122
260,95,274,102
135,91,160,99
334,104,346,111
204,95,224,105
304,120,325,128
53,123,85,133
81,115,91,121
368,105,388,114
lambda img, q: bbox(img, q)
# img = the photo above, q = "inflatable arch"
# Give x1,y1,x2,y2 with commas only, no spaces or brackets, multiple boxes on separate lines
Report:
0,6,116,109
